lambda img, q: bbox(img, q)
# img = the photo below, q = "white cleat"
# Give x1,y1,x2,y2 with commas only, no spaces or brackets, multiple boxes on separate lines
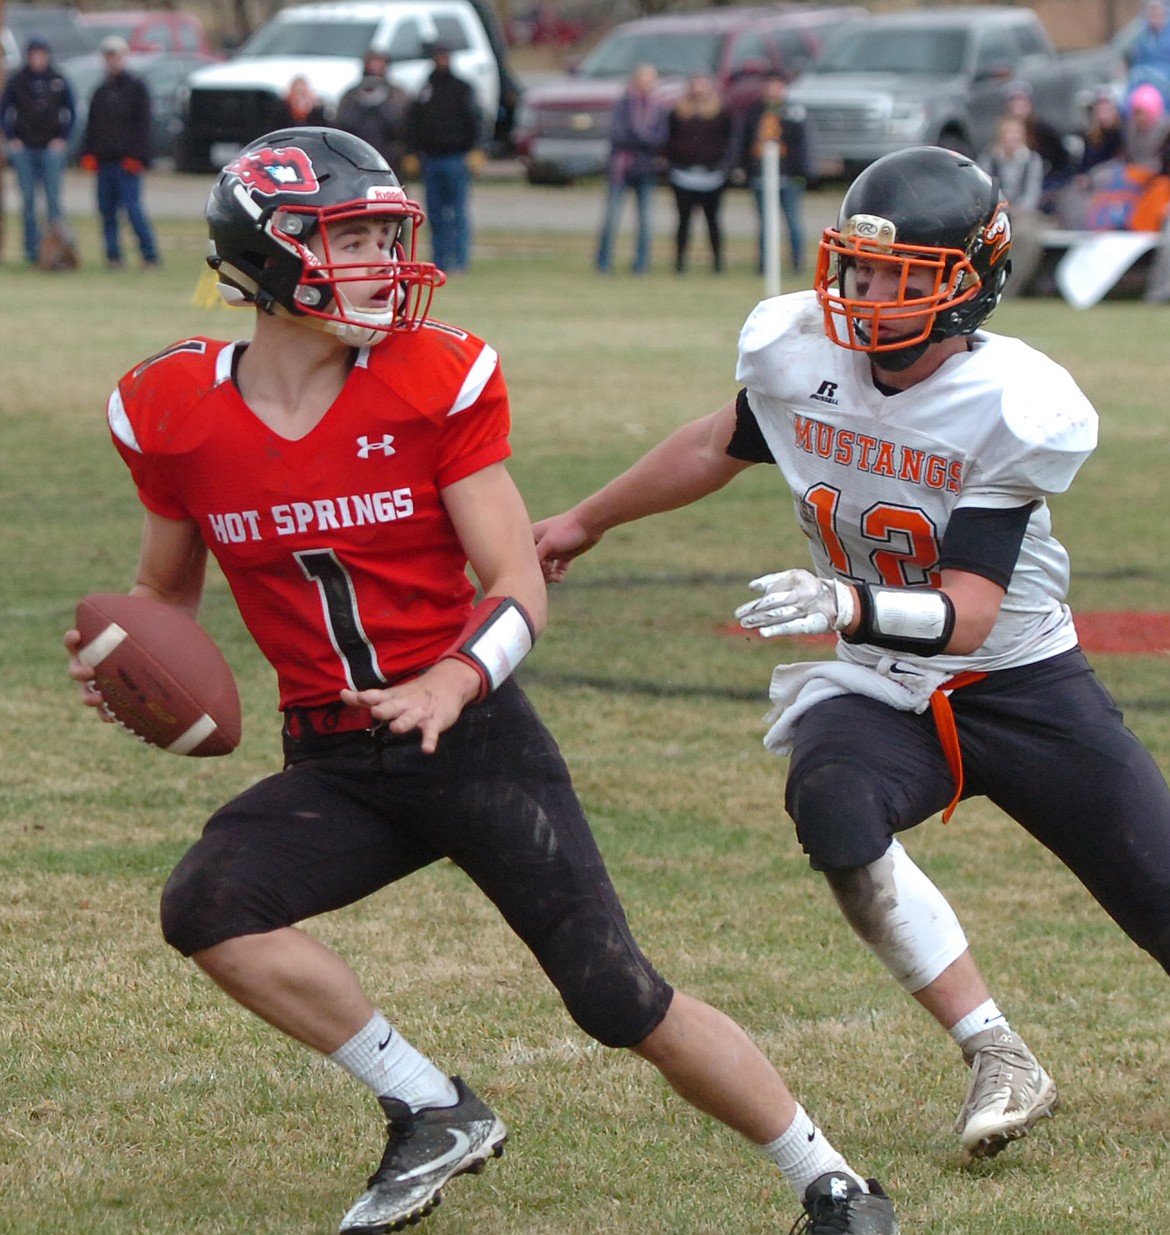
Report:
956,1025,1059,1163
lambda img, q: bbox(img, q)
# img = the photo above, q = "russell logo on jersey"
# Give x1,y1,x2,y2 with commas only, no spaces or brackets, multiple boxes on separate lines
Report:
810,380,840,406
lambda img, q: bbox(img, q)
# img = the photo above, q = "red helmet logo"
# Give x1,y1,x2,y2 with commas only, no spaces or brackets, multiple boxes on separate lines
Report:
227,145,320,196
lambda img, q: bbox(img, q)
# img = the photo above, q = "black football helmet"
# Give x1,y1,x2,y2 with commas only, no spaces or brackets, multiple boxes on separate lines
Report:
205,127,442,346
814,146,1012,370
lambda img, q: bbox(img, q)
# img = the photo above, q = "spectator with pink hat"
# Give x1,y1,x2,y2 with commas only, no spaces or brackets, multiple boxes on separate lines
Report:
1124,82,1170,171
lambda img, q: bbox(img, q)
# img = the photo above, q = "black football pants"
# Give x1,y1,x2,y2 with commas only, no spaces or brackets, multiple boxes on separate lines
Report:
785,648,1170,974
160,680,674,1048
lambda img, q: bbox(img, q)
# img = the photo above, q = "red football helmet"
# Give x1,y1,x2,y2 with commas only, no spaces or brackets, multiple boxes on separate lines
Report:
815,147,1012,370
206,127,443,346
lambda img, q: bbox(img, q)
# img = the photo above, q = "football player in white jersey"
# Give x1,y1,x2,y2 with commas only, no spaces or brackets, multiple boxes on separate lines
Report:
534,146,1170,1166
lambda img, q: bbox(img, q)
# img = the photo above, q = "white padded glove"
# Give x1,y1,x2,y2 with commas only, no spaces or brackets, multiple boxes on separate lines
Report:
735,569,856,638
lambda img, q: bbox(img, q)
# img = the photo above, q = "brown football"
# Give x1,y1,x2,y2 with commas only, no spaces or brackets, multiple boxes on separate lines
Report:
75,593,242,757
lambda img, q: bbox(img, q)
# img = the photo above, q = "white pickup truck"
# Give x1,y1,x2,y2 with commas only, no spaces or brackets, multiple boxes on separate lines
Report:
175,0,501,173
788,5,1123,179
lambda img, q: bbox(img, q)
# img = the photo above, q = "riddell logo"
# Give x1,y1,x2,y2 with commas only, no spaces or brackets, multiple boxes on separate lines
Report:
810,380,839,406
367,186,408,205
227,146,319,196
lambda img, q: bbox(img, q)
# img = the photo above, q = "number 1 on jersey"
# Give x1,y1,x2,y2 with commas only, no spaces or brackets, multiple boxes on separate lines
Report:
296,549,386,691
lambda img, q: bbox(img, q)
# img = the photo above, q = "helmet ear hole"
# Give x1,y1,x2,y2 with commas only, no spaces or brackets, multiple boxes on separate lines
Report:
273,211,309,238
294,280,326,309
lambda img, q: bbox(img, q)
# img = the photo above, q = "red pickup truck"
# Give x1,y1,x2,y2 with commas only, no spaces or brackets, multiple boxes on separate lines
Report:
78,10,215,57
513,4,867,184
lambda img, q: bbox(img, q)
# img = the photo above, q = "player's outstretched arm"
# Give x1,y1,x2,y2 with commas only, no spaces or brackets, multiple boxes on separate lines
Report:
534,400,754,583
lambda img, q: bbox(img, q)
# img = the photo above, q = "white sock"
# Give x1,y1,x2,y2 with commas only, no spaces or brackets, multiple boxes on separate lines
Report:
758,1104,868,1200
949,999,1008,1049
329,1012,458,1111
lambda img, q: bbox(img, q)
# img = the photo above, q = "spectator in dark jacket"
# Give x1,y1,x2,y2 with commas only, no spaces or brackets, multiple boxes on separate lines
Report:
80,36,159,269
664,74,734,273
595,64,669,274
1,35,76,265
1052,89,1129,230
406,42,481,272
1077,89,1126,177
735,72,810,273
335,51,411,174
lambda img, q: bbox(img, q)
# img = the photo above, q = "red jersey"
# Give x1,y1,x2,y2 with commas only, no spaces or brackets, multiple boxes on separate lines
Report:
107,323,512,711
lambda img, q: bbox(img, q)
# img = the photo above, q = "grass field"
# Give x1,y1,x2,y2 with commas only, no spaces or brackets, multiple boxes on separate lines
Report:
2,200,1169,1235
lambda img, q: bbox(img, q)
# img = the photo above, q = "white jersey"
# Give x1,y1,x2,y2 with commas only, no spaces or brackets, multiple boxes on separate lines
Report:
735,290,1099,676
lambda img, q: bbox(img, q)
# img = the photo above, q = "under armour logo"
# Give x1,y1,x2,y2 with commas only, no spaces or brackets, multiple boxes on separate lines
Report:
357,434,396,458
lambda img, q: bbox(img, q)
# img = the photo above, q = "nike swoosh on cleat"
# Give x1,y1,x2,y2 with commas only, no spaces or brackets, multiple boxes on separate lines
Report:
398,1130,472,1180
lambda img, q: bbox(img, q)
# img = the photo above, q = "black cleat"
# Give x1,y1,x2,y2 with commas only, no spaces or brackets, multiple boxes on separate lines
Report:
338,1077,507,1233
789,1173,901,1234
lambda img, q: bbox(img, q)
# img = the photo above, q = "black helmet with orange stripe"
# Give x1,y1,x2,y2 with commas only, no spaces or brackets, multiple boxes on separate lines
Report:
815,146,1012,370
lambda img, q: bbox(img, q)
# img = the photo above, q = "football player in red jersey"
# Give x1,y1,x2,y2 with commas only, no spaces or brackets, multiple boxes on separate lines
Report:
536,147,1170,1167
64,128,899,1235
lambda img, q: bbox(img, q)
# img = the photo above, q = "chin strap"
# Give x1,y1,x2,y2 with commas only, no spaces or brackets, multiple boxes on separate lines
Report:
441,597,535,702
871,335,933,371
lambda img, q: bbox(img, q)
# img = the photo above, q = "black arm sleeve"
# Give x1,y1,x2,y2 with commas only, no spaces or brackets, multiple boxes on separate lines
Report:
726,388,776,463
937,503,1035,590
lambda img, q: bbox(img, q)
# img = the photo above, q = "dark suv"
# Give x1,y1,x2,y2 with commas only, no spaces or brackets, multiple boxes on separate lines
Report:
512,4,868,184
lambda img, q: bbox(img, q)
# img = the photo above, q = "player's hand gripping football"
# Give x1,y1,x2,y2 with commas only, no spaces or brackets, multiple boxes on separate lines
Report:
63,629,115,720
735,568,857,638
